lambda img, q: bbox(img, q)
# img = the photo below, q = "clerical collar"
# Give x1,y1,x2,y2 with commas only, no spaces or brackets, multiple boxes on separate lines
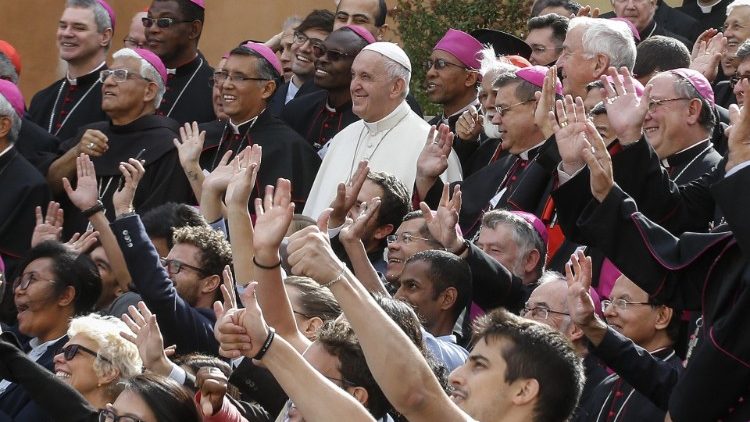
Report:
698,0,721,12
0,143,13,159
363,101,410,134
518,139,546,160
167,53,200,76
66,61,107,86
440,98,481,124
661,138,711,168
229,112,263,134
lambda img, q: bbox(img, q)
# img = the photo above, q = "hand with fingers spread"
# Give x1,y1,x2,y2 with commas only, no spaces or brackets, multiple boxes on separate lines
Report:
690,31,726,83
287,211,346,284
174,121,206,170
534,65,559,139
456,105,483,142
340,197,382,245
196,366,230,417
691,29,719,61
30,202,64,247
202,150,237,198
550,95,589,174
62,154,100,211
225,145,262,207
253,179,295,256
417,124,454,180
112,158,146,217
213,266,253,358
579,120,615,201
726,78,750,172
419,184,463,254
600,67,651,145
565,250,607,345
120,301,173,376
329,160,369,229
65,229,99,254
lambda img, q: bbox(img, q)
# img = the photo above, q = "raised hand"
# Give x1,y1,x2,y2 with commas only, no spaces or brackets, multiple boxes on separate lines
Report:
65,229,99,254
236,283,273,358
287,211,346,284
62,154,99,211
339,197,381,245
690,31,726,83
600,67,651,145
726,78,750,172
173,121,206,169
196,366,229,416
202,150,236,195
550,95,589,174
564,250,597,328
534,65,559,139
580,120,615,202
226,145,262,207
417,124,454,180
455,105,483,141
112,158,145,217
213,266,253,359
120,301,172,376
329,160,369,228
253,179,295,253
576,4,600,18
30,202,64,247
419,184,462,253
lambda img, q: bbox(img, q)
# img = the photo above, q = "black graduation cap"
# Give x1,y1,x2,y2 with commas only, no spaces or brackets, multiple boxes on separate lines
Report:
469,29,532,60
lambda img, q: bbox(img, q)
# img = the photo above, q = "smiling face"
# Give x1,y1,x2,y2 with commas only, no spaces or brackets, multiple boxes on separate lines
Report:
385,218,437,282
314,29,361,91
280,27,296,81
53,333,105,397
291,28,330,80
556,25,598,98
220,54,275,124
724,6,750,55
57,6,109,65
350,50,404,122
642,73,695,158
604,275,663,350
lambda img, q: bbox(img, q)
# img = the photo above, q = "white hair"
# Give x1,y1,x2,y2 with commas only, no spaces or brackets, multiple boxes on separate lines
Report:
479,46,518,79
112,48,166,108
572,17,636,71
381,56,411,98
0,94,21,143
728,0,750,15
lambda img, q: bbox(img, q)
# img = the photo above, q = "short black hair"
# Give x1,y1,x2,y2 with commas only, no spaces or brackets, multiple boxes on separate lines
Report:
296,9,335,34
367,171,411,233
404,249,472,320
17,241,101,316
153,0,205,22
633,35,691,79
401,210,440,245
474,309,584,422
119,374,201,422
494,71,540,103
141,203,208,251
530,0,581,17
527,13,569,45
335,0,388,27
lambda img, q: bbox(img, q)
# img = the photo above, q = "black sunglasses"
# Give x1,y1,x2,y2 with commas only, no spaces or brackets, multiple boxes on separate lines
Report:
312,43,356,62
424,58,468,71
142,17,194,29
59,344,111,363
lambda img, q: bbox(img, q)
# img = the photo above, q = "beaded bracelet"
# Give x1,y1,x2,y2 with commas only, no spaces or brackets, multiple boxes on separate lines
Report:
321,262,347,289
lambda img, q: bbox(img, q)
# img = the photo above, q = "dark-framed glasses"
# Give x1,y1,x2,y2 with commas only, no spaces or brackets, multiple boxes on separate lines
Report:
160,258,207,276
141,17,194,28
99,69,150,84
59,344,111,363
424,58,468,71
523,302,569,320
13,272,55,291
601,298,651,312
293,31,323,46
99,407,146,422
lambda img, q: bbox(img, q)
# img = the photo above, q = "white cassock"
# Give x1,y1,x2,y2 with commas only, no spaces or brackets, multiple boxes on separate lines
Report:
303,100,463,218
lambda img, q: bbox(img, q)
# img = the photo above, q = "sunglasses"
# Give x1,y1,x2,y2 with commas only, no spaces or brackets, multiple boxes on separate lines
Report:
311,43,356,62
424,58,468,71
59,344,111,363
142,17,193,29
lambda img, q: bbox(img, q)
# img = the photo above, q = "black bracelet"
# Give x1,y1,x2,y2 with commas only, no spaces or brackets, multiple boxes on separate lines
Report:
253,256,282,270
252,327,275,360
451,239,470,256
82,200,105,218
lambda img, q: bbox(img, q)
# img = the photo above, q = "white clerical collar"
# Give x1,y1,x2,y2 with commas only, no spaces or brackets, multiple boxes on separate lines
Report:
229,112,262,134
661,138,710,168
363,101,410,134
67,61,106,85
0,144,14,159
698,0,721,12
519,139,546,160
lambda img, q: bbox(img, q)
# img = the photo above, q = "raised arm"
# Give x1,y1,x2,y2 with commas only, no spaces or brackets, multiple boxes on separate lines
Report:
174,122,208,201
338,198,389,295
225,145,261,288
415,125,454,200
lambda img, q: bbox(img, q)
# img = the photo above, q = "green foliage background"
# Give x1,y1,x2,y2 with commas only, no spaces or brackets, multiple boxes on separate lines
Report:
393,0,532,115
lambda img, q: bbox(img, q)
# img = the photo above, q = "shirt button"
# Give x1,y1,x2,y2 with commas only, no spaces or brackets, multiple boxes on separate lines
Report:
123,230,129,235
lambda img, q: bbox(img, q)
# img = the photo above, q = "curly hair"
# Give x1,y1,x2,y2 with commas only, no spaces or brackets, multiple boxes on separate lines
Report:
172,226,232,277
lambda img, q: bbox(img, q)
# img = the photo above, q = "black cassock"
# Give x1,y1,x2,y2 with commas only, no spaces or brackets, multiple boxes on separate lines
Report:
15,119,60,175
58,114,192,237
282,90,358,152
158,53,215,125
27,65,108,142
199,109,321,211
0,148,50,276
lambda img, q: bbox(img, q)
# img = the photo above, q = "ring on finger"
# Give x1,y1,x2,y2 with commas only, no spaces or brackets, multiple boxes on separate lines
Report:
88,142,95,149
560,121,569,128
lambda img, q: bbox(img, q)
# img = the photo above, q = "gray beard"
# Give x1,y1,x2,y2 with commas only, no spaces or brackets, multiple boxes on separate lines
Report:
483,115,501,139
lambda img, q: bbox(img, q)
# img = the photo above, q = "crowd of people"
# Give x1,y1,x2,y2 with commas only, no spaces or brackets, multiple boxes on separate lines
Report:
0,0,748,420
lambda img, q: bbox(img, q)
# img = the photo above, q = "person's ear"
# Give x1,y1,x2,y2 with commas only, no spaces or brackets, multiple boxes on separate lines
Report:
0,116,12,139
439,287,457,311
202,274,221,294
390,78,406,100
99,28,113,48
299,316,324,337
523,249,541,276
372,223,394,241
260,80,277,100
144,82,158,105
654,305,673,331
465,70,480,89
57,285,76,308
592,54,610,79
376,24,389,41
350,386,369,406
511,378,540,405
685,98,702,125
188,20,203,41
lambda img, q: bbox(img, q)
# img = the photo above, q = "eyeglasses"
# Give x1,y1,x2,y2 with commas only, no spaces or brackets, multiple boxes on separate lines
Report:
612,0,651,4
293,31,323,46
523,303,569,320
59,344,111,363
529,44,563,55
160,258,207,276
323,374,356,388
293,310,313,319
99,407,146,422
424,58,468,71
386,233,437,245
13,272,56,291
730,74,750,89
99,69,150,84
646,97,689,112
122,37,145,49
311,43,356,62
142,17,194,29
601,298,651,312
494,99,535,117
211,71,270,86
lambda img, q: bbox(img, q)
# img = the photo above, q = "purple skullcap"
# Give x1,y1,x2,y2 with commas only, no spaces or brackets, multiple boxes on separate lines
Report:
605,74,644,96
241,42,282,77
669,68,715,107
0,79,25,119
611,17,640,42
133,48,167,83
516,65,563,96
510,210,549,244
433,28,483,70
95,0,115,30
342,25,376,44
189,0,205,8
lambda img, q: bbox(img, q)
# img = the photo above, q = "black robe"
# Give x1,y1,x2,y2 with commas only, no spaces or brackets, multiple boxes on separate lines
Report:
198,110,321,210
0,147,50,276
600,13,691,47
679,0,729,34
15,118,60,174
27,64,108,141
158,53,215,125
58,115,192,237
282,90,359,152
268,79,321,118
654,0,701,44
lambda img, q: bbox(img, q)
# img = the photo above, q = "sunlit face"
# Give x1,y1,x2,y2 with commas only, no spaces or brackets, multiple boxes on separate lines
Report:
386,218,438,282
394,260,444,332
733,58,750,104
724,6,750,55
476,223,525,277
604,275,664,350
556,25,598,98
314,29,360,91
57,6,109,64
280,27,296,82
490,83,539,154
526,27,563,66
164,242,207,307
612,0,657,32
425,49,474,107
643,73,695,159
291,28,330,79
101,56,155,121
479,70,501,138
221,54,275,123
14,258,68,341
350,50,403,122
523,281,571,333
53,333,106,397
145,0,195,65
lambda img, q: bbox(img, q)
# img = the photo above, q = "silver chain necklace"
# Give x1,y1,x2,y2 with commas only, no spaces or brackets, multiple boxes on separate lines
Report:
165,57,203,117
47,78,100,135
